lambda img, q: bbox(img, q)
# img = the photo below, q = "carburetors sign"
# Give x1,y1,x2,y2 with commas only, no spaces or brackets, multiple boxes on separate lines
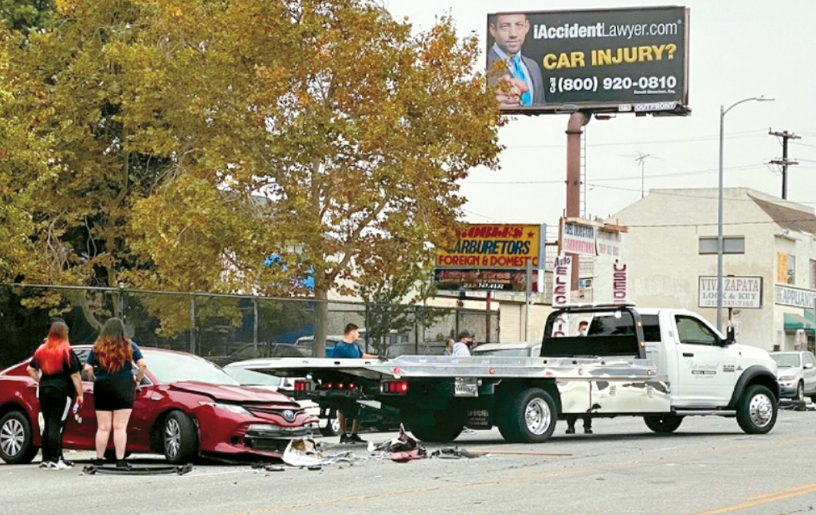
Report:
437,224,543,268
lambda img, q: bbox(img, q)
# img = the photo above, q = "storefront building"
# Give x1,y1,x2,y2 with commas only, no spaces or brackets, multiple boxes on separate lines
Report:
610,188,816,351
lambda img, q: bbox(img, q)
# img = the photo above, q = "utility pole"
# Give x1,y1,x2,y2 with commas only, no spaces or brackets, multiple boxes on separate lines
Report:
769,130,801,200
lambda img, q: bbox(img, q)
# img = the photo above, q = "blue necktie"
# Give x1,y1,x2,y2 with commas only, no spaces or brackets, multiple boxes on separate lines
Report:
512,56,531,106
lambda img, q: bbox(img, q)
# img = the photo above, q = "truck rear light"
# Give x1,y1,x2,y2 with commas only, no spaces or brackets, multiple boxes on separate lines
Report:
381,380,408,394
294,380,307,392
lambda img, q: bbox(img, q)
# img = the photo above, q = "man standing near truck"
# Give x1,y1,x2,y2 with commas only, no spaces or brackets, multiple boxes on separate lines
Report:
451,331,473,357
327,323,376,443
566,321,593,434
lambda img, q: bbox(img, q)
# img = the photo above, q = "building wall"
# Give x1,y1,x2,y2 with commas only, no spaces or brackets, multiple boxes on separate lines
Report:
611,188,816,352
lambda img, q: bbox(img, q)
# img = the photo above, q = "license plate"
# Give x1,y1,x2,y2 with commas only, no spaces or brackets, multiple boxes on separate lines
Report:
454,378,479,397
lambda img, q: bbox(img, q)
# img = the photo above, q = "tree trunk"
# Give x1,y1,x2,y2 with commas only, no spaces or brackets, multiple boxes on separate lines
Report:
313,286,329,358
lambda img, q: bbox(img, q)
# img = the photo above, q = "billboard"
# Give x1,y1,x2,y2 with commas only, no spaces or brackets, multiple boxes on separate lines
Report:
437,224,544,269
699,276,762,309
486,6,689,114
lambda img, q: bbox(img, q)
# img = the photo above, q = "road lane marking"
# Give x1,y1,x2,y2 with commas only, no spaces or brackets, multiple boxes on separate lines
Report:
222,466,601,515
219,434,816,515
697,482,816,514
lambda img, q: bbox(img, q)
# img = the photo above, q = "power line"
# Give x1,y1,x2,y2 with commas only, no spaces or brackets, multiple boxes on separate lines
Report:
504,130,768,149
466,164,765,185
587,183,815,205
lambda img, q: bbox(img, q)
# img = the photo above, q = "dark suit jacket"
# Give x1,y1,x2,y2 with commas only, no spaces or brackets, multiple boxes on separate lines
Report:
487,47,546,105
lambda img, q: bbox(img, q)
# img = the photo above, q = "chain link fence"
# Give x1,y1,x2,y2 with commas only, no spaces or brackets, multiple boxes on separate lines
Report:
0,284,499,369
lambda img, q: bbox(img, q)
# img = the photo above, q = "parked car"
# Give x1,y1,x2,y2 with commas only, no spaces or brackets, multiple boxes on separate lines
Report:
383,341,448,359
770,351,816,400
472,342,541,357
207,342,306,367
0,346,318,465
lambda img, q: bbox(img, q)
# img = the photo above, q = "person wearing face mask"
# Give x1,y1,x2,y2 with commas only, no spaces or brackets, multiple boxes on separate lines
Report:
565,321,592,434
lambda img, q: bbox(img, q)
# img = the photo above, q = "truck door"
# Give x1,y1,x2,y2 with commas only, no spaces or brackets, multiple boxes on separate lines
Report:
672,314,736,407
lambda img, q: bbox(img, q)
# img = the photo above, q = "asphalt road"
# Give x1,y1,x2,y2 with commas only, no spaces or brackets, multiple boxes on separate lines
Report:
4,410,816,515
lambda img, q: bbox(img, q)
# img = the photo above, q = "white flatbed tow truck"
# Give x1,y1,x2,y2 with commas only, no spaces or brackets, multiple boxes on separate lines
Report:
234,304,779,443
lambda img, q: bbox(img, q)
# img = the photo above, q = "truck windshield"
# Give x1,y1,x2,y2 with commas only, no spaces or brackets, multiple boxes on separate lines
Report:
771,353,801,368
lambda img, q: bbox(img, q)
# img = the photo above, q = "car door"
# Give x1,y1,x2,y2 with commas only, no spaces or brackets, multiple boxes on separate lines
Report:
124,377,161,451
61,348,97,450
672,314,736,407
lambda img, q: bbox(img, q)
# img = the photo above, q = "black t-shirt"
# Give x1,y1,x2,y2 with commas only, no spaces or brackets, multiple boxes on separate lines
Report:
30,350,82,397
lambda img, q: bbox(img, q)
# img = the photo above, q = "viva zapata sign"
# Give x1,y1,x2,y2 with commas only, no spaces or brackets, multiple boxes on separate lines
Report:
437,224,544,268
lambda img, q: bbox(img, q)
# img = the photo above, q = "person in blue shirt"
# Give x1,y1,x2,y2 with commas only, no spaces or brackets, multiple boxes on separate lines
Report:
84,318,147,469
325,323,376,443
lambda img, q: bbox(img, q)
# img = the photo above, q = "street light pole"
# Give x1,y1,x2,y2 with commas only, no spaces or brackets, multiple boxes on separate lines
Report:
716,96,774,332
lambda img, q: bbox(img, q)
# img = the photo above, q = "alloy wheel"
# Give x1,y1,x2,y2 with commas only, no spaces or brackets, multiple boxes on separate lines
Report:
1,419,24,457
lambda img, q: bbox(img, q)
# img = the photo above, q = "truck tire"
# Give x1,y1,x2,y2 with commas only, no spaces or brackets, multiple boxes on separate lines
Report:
162,411,198,463
643,414,683,433
0,411,39,464
736,385,777,434
407,411,463,443
499,388,557,443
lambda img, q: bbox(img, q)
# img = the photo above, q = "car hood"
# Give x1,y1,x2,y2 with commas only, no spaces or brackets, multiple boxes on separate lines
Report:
169,381,298,404
734,344,778,374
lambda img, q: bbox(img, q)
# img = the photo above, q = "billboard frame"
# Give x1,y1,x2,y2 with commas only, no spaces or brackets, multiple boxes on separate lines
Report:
487,5,690,116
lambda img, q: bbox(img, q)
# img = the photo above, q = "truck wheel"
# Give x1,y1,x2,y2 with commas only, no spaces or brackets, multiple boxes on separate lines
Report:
643,414,683,433
0,411,38,464
162,411,198,464
407,411,463,443
499,388,557,443
737,385,777,434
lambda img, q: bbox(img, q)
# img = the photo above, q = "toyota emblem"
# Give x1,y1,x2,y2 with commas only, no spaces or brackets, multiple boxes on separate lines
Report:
283,410,296,422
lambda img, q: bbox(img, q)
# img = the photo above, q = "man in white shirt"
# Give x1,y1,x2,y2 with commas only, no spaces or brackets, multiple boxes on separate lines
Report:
486,12,546,108
451,331,473,357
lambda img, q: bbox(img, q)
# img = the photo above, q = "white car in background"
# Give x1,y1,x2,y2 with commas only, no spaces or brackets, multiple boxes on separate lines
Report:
770,351,816,401
472,341,541,357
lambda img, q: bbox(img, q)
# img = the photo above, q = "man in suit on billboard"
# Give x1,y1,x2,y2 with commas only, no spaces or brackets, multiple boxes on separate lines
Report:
487,13,546,107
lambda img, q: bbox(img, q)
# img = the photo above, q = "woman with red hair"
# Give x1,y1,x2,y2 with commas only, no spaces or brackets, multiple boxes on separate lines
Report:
26,320,83,470
84,317,147,469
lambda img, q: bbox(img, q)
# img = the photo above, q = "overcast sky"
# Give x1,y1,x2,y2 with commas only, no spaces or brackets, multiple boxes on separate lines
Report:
384,0,815,239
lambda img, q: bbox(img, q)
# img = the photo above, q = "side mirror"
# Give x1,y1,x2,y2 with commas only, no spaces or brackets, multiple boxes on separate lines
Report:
724,327,736,346
805,363,814,370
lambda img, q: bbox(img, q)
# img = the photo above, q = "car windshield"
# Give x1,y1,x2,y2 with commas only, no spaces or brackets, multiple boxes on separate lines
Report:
472,348,530,357
224,366,282,386
144,351,239,385
771,353,801,368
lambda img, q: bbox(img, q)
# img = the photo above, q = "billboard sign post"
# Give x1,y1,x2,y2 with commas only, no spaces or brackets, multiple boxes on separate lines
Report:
487,6,689,115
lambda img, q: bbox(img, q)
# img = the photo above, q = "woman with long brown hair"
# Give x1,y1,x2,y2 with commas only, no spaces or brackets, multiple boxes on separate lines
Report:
83,317,147,469
26,320,83,470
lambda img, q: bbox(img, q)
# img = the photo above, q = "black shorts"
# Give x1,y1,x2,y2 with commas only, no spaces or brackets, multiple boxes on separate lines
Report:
93,375,135,411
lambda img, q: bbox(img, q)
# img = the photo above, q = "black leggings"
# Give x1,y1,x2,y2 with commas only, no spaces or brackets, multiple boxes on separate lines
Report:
39,386,72,463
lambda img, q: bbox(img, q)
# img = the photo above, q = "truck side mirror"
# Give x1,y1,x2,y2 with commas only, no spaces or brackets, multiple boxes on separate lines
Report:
724,327,736,345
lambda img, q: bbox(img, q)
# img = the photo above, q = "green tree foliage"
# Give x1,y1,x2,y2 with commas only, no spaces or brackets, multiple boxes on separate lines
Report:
1,0,504,352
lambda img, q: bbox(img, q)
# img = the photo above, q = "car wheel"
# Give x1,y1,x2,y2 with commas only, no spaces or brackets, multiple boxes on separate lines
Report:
499,388,557,443
737,385,778,434
796,382,804,402
643,414,683,433
162,411,198,464
320,417,341,437
0,411,38,464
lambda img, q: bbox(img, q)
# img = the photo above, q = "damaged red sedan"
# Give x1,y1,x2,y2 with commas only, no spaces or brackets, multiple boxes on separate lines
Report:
0,346,318,464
